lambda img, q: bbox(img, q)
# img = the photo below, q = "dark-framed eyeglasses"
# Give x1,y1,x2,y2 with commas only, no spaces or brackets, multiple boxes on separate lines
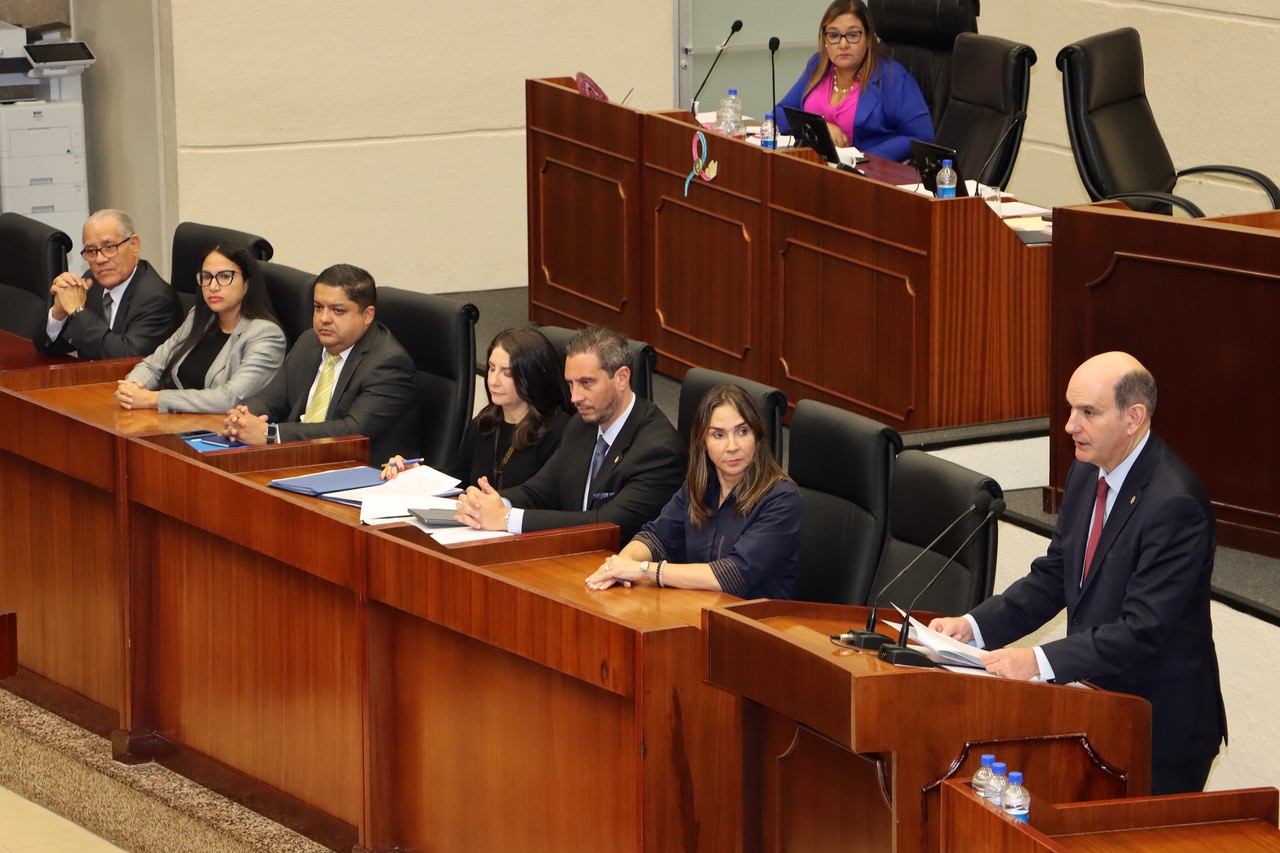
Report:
824,29,864,45
197,270,239,288
80,238,132,261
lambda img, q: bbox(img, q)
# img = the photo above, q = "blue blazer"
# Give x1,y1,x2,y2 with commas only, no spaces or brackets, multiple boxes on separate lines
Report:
776,53,933,161
970,432,1226,769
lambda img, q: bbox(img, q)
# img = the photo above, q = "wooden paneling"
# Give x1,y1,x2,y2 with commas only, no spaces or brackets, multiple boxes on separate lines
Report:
1051,203,1280,555
527,78,644,332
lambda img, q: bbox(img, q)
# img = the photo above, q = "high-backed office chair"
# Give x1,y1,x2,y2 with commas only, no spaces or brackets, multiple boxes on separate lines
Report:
260,261,316,347
866,450,1000,615
870,0,980,130
676,368,785,461
0,212,72,299
1057,27,1280,217
537,324,656,402
933,33,1036,189
0,285,47,339
788,401,902,605
377,287,479,470
171,222,274,312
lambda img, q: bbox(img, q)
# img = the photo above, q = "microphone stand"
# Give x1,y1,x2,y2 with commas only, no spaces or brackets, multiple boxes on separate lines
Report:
878,499,1005,668
768,37,780,129
690,21,743,115
839,494,992,650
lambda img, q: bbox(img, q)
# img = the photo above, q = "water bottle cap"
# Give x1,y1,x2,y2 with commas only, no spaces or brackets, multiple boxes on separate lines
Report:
728,88,738,95
765,113,774,120
993,762,1007,774
1008,771,1023,784
980,754,995,766
942,159,953,168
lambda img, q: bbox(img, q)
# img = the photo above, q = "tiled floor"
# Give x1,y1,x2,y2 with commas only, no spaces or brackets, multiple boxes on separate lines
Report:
0,785,123,852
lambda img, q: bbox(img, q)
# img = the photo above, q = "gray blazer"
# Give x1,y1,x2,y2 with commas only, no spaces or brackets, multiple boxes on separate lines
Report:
124,311,286,413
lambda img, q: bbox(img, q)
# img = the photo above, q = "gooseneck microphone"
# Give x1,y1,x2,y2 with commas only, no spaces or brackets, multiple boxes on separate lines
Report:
690,20,744,115
768,36,781,127
973,111,1027,192
838,492,993,650
878,498,1007,668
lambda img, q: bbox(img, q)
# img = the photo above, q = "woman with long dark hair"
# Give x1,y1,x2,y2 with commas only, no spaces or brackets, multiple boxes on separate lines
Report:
774,0,933,160
114,241,285,413
586,384,801,599
384,327,572,488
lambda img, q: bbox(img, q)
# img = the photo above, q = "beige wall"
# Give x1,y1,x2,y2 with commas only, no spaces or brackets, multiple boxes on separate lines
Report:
982,0,1280,214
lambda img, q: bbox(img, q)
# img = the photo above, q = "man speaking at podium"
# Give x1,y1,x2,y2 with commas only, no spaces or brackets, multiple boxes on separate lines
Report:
931,351,1225,795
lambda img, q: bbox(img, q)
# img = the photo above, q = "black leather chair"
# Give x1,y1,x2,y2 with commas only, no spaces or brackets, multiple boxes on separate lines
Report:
1057,27,1280,217
676,368,785,461
788,401,902,605
260,261,316,347
0,285,47,339
870,0,979,130
933,33,1036,189
377,287,479,470
0,212,72,299
866,449,1000,615
537,325,656,402
170,222,274,312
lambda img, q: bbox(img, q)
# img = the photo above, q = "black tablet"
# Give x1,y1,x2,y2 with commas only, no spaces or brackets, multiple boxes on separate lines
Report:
909,139,969,197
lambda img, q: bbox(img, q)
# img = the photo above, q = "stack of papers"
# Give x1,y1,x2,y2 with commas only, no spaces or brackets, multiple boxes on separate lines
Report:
881,612,985,668
269,466,383,501
267,464,461,519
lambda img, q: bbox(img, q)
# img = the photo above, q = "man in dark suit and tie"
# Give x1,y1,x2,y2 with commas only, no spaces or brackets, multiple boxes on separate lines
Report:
931,351,1226,795
36,208,181,359
223,263,418,464
457,326,685,543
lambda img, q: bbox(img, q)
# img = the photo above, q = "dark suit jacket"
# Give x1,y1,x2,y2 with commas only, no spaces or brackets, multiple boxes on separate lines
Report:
971,431,1226,768
35,260,182,359
242,323,419,465
504,397,686,542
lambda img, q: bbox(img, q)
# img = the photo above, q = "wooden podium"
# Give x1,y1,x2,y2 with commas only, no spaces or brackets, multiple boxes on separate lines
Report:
706,600,1151,853
527,76,1052,430
1050,203,1280,556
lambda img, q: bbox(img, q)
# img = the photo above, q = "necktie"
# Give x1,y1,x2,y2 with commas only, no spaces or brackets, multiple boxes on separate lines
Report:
101,290,114,326
303,353,341,423
1082,477,1109,583
583,435,609,510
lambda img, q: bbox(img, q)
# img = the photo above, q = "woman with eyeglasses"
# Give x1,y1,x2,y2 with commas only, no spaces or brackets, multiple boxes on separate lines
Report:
114,241,286,413
775,0,932,161
383,327,572,489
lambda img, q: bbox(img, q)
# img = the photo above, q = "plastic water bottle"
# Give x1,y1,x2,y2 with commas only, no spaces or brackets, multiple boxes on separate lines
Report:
1001,771,1030,822
716,88,744,137
936,159,958,198
971,753,996,795
984,761,1008,803
759,113,777,149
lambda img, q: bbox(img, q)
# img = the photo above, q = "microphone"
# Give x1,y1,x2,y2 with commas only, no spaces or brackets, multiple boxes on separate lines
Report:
838,492,993,650
690,20,744,115
768,36,780,128
878,498,1006,668
972,111,1027,193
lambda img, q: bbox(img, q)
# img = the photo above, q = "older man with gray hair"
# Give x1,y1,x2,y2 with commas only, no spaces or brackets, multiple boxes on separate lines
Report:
36,208,181,359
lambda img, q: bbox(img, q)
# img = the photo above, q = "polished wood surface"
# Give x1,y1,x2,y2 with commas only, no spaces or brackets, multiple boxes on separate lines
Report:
1050,202,1280,556
707,600,1151,853
0,611,15,680
940,778,1280,852
0,329,69,373
526,77,1052,429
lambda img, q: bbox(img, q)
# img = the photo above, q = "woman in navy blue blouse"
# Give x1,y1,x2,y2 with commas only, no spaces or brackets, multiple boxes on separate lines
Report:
586,385,801,599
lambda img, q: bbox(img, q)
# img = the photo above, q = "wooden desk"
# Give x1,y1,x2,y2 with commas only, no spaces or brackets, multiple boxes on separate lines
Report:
706,600,1151,853
940,778,1280,851
1050,202,1280,556
0,611,14,680
0,328,66,373
527,76,1052,430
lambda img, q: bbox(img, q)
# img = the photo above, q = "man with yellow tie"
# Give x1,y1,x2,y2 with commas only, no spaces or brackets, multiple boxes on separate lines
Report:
224,263,418,464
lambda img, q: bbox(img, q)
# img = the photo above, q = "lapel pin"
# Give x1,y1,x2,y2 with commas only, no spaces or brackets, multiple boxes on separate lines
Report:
1129,496,1136,505
613,455,620,464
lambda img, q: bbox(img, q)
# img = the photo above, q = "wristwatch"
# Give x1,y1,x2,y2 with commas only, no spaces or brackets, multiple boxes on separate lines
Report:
265,423,279,444
639,560,651,580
